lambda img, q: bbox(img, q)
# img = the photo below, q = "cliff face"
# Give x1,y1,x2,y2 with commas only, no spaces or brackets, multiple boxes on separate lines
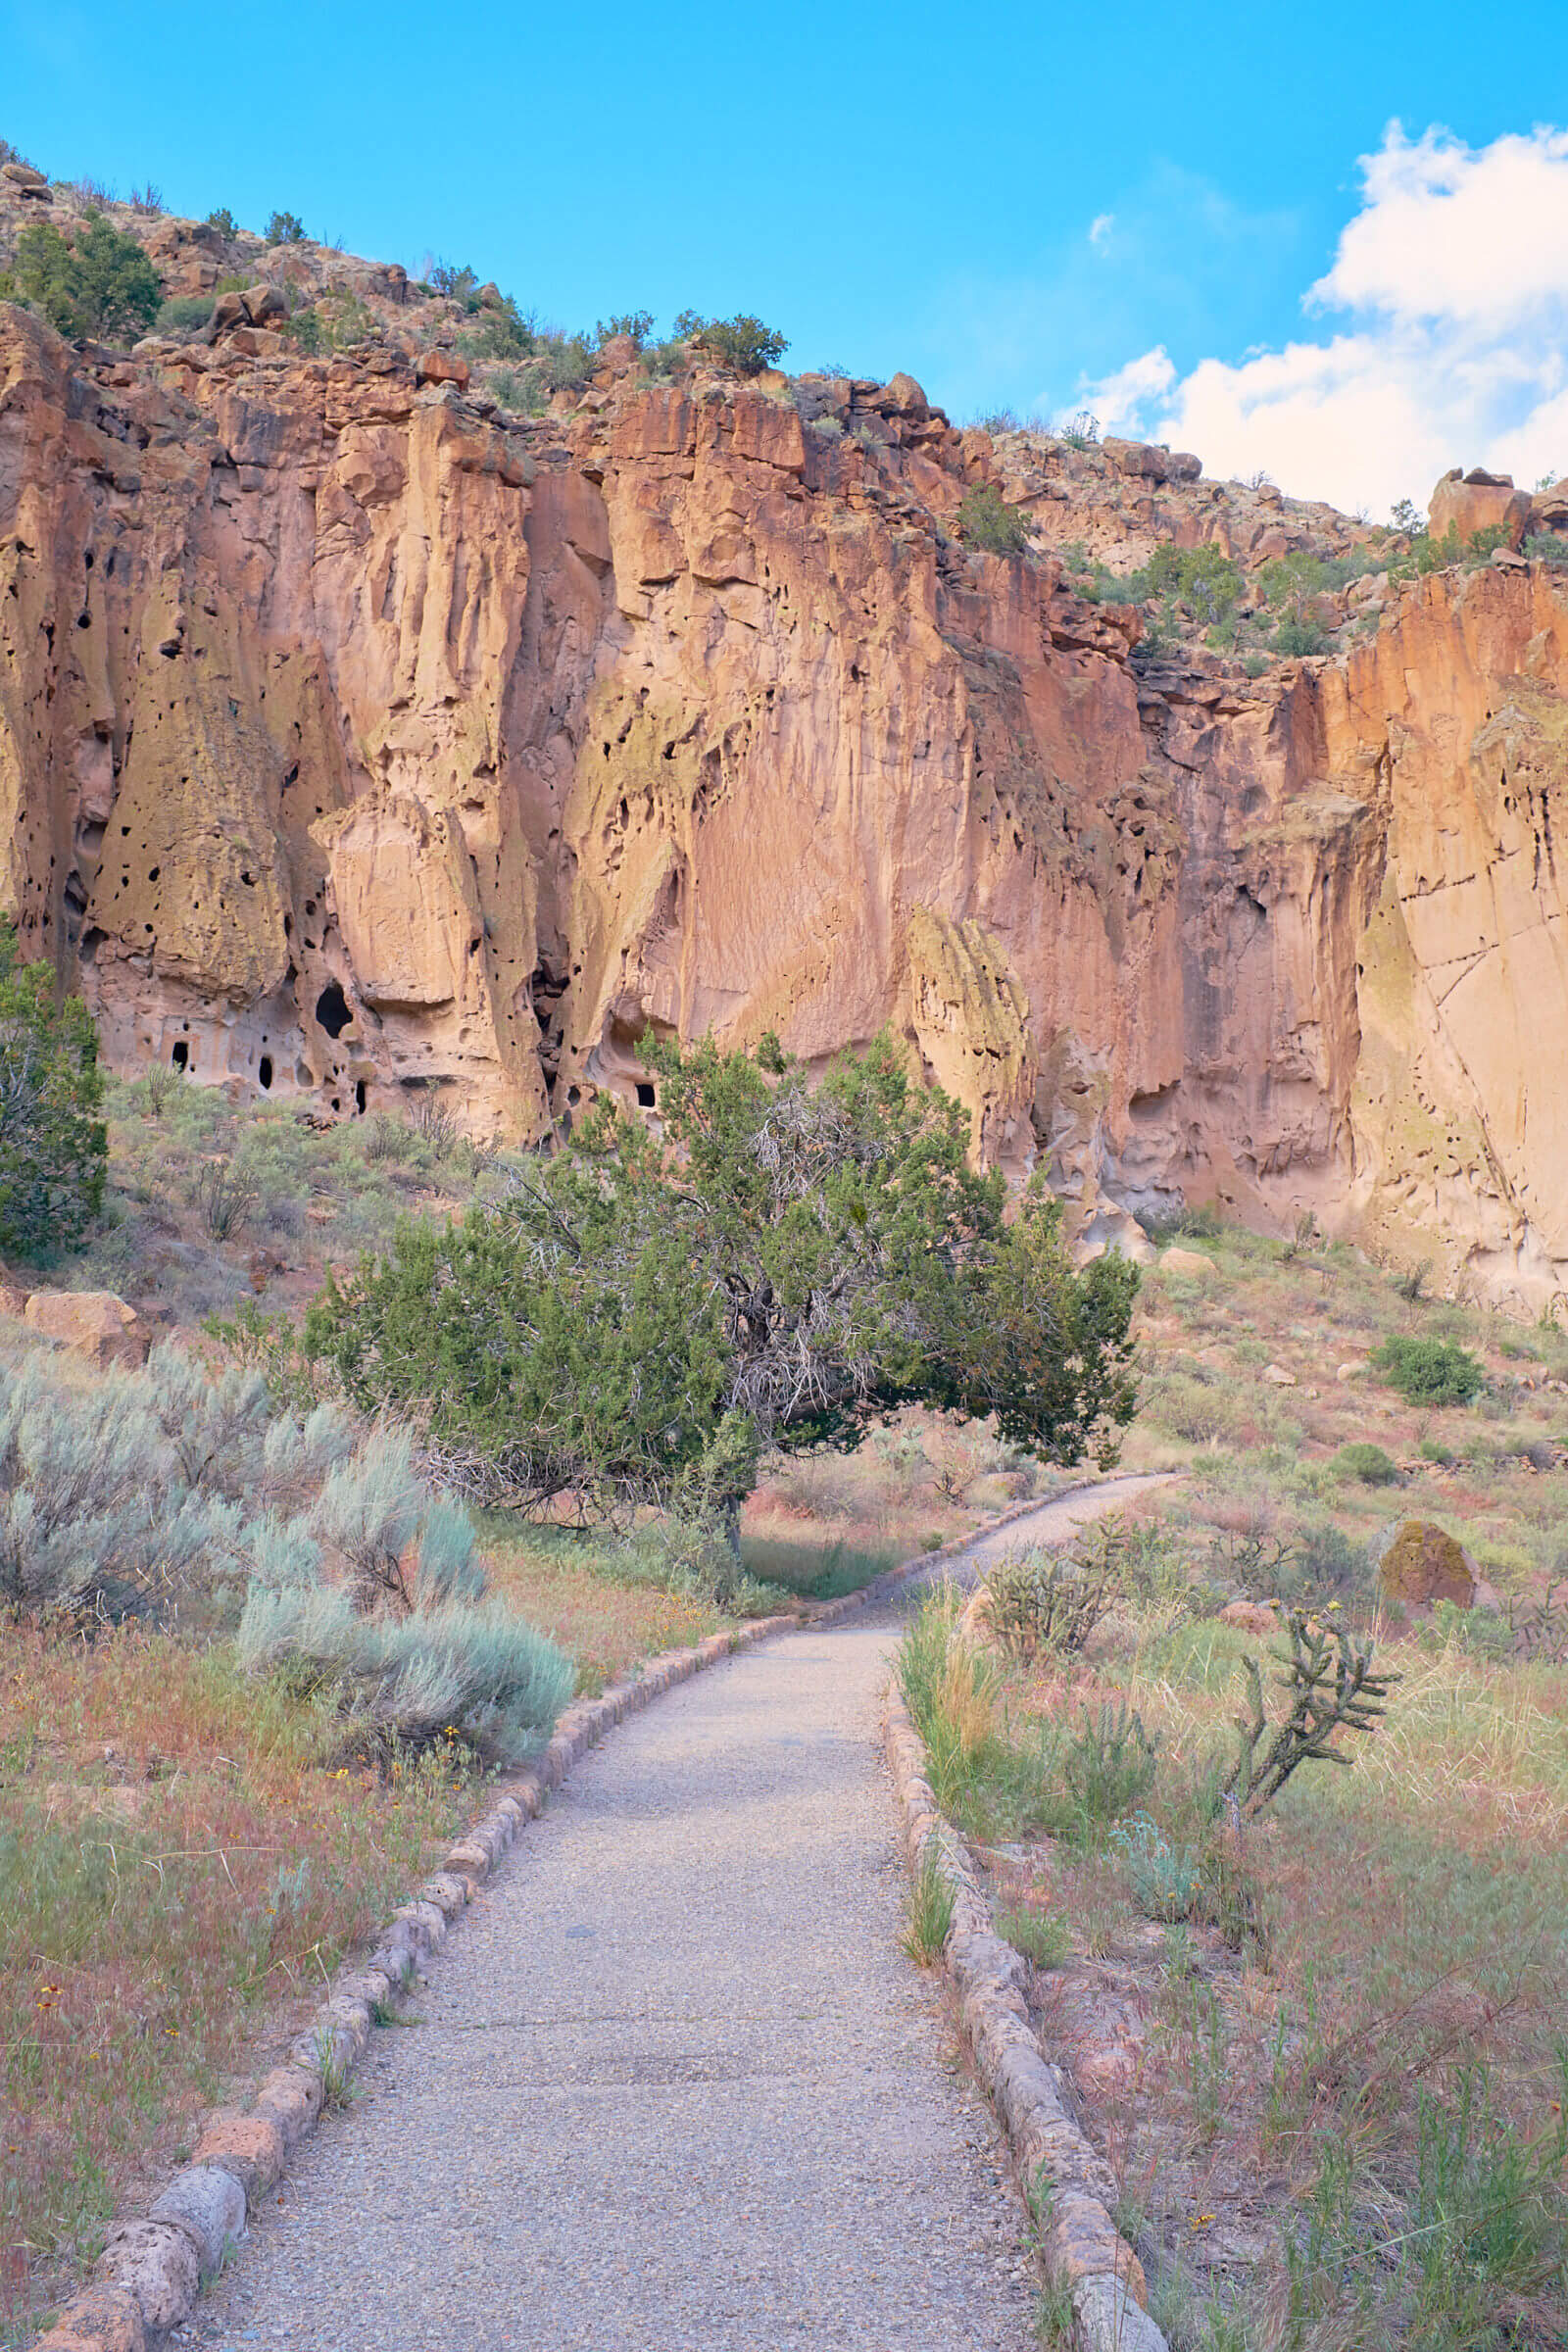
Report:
2,268,1566,1309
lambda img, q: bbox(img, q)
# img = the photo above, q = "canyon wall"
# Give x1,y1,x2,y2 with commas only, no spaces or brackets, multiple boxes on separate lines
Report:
2,288,1566,1310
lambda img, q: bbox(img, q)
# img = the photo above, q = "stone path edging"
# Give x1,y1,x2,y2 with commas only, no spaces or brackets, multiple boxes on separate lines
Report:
32,1484,1066,2352
884,1682,1169,2352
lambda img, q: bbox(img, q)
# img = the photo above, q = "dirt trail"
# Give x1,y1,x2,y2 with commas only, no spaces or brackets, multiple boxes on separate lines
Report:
195,1480,1159,2352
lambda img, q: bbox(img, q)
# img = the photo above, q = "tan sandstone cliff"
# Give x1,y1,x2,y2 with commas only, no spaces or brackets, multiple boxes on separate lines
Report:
2,189,1566,1313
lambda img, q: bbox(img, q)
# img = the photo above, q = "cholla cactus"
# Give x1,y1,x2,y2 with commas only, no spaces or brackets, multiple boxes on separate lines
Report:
1228,1609,1396,1815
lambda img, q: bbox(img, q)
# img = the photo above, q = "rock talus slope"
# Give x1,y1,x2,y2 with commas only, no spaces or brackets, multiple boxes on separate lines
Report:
2,211,1566,1308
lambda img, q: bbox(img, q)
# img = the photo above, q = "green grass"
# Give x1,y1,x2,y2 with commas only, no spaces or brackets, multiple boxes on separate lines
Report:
994,1899,1071,1970
738,1534,896,1599
901,1842,956,1964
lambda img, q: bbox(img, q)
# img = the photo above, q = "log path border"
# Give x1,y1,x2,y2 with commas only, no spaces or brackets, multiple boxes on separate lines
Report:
32,1486,1067,2352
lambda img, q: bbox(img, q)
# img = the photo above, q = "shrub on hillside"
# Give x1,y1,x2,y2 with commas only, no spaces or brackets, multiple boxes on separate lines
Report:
429,259,478,301
1,1340,569,1761
2,214,162,341
0,922,108,1259
0,1353,245,1623
238,1423,570,1761
238,1583,571,1764
1271,615,1328,658
957,485,1031,557
1146,542,1244,628
205,206,237,238
1334,1441,1402,1487
596,309,654,347
673,310,787,376
266,210,307,245
1373,1334,1484,1407
156,292,215,335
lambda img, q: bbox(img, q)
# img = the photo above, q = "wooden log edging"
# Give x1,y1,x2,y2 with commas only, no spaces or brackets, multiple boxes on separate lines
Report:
883,1681,1169,2352
32,1483,1068,2351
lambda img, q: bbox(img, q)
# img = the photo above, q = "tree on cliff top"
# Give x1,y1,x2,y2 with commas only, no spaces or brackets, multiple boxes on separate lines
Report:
1,215,162,342
0,924,108,1260
672,311,788,376
307,1035,1139,1521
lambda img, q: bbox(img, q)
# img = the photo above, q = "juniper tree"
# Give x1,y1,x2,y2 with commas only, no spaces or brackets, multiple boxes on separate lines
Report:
308,1033,1140,1520
0,923,108,1259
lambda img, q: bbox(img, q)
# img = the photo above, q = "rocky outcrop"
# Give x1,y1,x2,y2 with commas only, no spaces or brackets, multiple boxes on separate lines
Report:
1322,569,1568,1300
3,195,1568,1312
23,1290,149,1368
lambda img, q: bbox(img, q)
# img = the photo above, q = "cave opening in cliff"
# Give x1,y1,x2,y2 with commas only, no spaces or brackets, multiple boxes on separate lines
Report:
315,981,352,1039
171,1041,188,1070
258,1054,273,1090
635,1081,656,1108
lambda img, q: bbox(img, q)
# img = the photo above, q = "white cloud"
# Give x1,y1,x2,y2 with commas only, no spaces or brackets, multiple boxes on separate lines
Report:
1083,122,1568,516
1088,213,1115,250
1091,345,1176,430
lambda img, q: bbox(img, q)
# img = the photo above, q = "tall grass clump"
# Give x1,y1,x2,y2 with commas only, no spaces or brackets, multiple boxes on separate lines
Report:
897,1580,999,1809
901,1842,956,1964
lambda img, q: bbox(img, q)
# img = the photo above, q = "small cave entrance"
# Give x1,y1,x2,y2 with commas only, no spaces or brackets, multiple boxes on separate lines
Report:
258,1054,273,1091
171,1040,189,1071
315,981,352,1039
355,1079,367,1114
635,1081,656,1108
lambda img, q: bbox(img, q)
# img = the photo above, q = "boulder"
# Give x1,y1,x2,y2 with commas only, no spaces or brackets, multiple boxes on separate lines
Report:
1074,1205,1155,1267
240,285,288,327
1103,436,1171,483
24,1290,149,1368
416,348,469,388
1262,1363,1297,1386
209,288,247,334
876,371,929,418
226,325,287,358
1220,1600,1281,1637
1429,466,1530,550
595,333,640,378
1373,1519,1477,1609
1160,1247,1217,1279
2,161,50,198
1530,477,1568,533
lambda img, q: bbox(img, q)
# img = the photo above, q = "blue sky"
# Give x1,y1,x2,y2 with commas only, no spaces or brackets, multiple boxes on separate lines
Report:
7,1,1568,511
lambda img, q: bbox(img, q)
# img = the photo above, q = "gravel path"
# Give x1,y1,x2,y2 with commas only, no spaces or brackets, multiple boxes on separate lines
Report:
193,1482,1158,2352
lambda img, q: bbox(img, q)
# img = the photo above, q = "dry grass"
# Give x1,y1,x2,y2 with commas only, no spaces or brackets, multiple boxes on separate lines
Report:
0,1625,473,2328
936,1221,1568,2346
479,1529,723,1692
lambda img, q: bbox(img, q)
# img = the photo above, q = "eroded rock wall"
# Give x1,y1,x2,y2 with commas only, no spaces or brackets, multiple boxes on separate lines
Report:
2,296,1566,1309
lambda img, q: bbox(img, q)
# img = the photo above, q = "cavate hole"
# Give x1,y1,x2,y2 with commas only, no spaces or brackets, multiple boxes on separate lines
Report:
635,1081,656,1108
355,1079,367,1114
315,981,352,1039
171,1040,188,1070
258,1054,273,1091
